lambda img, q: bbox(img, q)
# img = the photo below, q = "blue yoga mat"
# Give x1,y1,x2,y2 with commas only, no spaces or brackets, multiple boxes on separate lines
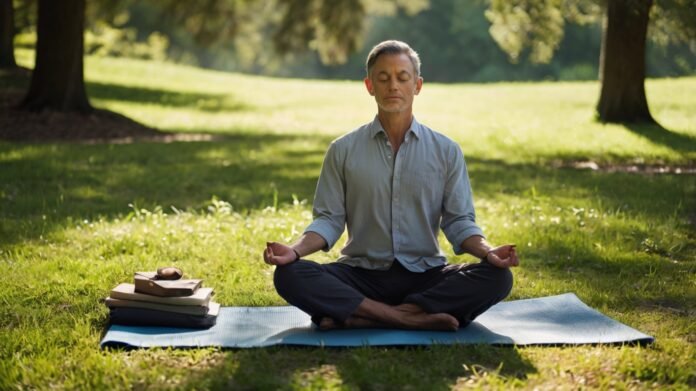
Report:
100,293,653,348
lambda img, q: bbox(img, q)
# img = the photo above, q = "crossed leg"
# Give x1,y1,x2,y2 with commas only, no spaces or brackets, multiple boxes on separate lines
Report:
274,260,511,332
318,299,459,331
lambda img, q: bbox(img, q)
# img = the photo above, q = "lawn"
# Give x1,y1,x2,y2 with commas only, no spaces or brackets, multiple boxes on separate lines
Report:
0,51,694,389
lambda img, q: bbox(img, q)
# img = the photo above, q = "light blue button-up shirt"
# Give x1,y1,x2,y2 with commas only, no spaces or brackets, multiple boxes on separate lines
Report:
305,116,484,272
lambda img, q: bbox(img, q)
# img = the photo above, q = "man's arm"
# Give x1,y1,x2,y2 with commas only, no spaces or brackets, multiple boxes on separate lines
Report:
263,232,327,266
263,140,346,265
460,235,519,269
439,144,485,255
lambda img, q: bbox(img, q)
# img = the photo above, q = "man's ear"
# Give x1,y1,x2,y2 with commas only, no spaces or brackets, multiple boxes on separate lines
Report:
414,77,423,95
364,77,375,96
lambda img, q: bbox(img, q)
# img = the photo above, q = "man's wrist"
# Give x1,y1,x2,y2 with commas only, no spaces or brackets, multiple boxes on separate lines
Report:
292,249,301,261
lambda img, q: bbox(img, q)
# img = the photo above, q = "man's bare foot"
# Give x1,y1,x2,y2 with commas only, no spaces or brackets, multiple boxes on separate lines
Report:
394,303,424,313
394,303,459,331
318,317,340,330
319,300,459,332
346,311,458,331
344,316,389,329
396,311,459,331
353,298,460,331
319,316,388,330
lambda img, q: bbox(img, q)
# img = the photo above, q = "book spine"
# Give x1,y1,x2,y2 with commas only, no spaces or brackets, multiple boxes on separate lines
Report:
109,291,209,306
105,299,209,316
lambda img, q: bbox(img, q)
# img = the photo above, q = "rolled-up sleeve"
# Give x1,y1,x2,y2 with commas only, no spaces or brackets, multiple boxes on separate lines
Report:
440,144,484,255
304,141,346,251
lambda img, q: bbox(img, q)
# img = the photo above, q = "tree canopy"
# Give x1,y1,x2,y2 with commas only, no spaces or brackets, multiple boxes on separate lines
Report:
485,0,696,123
485,0,696,66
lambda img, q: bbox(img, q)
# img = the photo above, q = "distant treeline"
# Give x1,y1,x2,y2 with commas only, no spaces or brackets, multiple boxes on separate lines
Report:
14,0,696,82
139,1,696,82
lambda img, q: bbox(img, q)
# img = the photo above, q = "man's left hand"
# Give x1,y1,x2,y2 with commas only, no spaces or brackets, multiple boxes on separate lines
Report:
485,244,519,268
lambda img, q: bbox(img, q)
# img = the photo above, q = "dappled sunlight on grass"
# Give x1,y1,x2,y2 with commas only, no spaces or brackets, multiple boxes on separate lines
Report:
2,131,694,388
0,133,330,246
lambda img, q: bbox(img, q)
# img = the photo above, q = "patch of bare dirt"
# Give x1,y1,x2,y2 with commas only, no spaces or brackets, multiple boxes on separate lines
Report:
553,159,696,175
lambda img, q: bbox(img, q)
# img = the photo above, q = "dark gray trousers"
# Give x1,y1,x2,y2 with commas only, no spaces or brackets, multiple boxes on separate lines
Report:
274,259,513,327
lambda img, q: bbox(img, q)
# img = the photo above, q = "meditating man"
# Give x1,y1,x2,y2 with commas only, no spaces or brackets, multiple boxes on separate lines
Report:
263,40,518,331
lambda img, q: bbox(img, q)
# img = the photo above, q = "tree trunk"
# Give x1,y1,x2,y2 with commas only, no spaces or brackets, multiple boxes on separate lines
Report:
596,0,654,123
0,0,16,68
20,0,91,112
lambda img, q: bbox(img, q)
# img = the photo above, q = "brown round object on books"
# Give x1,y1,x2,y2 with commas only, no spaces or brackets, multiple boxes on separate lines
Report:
156,266,183,280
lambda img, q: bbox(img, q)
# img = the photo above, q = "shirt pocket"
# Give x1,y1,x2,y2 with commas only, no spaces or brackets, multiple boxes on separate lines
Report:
403,167,445,206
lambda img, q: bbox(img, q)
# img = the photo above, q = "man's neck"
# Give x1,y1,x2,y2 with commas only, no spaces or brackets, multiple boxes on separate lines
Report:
377,110,413,153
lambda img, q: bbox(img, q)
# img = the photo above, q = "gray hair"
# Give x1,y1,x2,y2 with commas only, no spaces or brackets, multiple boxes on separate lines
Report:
365,40,421,78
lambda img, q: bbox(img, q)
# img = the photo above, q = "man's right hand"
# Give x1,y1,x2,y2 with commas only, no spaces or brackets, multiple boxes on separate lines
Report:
485,244,519,269
263,242,299,266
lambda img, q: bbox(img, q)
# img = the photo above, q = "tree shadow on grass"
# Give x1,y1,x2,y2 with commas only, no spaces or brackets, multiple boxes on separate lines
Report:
622,122,696,154
0,70,253,114
180,345,535,390
0,132,332,247
86,81,253,113
518,238,695,314
467,156,695,222
2,144,693,247
466,157,694,317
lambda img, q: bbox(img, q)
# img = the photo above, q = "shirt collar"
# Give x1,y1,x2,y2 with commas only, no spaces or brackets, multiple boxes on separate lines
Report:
369,116,422,141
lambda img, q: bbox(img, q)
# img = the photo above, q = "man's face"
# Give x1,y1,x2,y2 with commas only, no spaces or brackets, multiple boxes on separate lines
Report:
365,53,423,114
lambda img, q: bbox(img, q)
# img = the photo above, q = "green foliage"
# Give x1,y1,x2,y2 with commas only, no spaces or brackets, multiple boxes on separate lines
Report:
486,0,566,64
11,0,36,32
85,22,169,61
649,0,696,46
273,0,428,65
1,53,695,389
314,0,604,82
484,0,696,73
9,0,682,82
274,0,366,65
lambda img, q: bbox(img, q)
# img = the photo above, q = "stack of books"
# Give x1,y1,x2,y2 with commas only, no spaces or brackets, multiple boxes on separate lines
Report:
106,270,219,329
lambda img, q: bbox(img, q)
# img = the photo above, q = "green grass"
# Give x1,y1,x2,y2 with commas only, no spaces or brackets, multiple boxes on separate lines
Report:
1,50,694,389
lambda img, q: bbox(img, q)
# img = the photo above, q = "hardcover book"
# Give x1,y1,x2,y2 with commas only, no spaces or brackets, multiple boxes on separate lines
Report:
109,307,218,329
110,283,213,307
105,297,219,316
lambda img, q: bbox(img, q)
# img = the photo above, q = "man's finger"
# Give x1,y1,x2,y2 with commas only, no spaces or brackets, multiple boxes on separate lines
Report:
510,253,519,266
264,247,275,263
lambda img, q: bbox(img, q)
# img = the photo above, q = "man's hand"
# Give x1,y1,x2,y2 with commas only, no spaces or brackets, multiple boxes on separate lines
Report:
485,244,519,269
263,242,299,266
262,233,327,266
